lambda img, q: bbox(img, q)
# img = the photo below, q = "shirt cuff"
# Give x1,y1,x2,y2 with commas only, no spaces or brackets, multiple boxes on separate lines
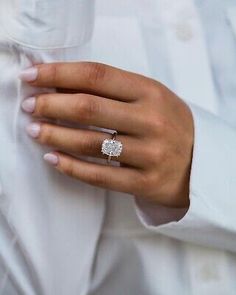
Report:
134,196,189,226
132,102,236,252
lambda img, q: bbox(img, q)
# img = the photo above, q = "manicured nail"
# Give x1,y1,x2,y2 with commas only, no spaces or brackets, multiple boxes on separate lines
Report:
19,67,38,82
43,153,59,166
21,97,36,113
26,122,41,138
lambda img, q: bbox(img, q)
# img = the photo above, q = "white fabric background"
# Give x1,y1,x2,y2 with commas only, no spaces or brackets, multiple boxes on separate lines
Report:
0,0,236,294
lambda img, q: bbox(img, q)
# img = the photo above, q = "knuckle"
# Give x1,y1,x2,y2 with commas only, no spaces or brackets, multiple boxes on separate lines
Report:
150,144,168,166
147,84,167,107
151,82,165,98
79,135,99,155
45,63,59,83
86,62,107,85
63,160,77,178
74,95,100,121
142,116,156,131
86,137,100,154
149,116,169,135
152,146,164,162
40,125,54,144
140,79,162,99
89,171,108,187
153,117,167,132
135,172,151,194
36,94,51,116
136,172,159,197
142,144,159,166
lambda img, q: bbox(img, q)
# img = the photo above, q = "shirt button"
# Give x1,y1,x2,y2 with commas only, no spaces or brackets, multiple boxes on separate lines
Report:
174,21,194,41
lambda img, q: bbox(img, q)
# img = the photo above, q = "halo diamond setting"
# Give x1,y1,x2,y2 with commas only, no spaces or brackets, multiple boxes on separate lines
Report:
101,139,123,157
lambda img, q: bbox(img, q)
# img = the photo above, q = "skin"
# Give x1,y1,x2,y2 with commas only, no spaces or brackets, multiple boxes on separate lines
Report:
21,62,194,208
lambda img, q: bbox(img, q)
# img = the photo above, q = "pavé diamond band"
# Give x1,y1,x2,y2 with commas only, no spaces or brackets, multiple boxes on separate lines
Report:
101,131,123,163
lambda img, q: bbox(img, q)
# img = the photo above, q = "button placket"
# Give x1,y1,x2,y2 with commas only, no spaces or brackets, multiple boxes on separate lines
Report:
157,0,219,113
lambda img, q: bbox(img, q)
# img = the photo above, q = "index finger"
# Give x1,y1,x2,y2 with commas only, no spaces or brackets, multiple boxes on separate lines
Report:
19,62,155,102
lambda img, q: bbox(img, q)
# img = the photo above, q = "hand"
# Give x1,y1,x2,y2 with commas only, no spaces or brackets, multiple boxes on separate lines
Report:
20,62,194,208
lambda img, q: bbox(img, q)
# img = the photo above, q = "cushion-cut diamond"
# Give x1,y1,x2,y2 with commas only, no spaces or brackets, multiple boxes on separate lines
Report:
101,139,123,157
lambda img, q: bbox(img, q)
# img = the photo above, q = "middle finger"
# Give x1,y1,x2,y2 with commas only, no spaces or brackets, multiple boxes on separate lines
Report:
23,93,141,135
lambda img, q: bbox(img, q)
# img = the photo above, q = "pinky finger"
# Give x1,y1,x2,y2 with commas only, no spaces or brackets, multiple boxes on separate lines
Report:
43,151,143,194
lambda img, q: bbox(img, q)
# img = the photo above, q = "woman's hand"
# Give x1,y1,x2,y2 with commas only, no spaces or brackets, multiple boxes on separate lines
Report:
20,62,194,208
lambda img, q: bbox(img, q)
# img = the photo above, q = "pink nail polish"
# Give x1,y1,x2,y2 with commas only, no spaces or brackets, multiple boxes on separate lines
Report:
21,97,36,113
26,122,41,138
19,67,38,82
43,153,59,166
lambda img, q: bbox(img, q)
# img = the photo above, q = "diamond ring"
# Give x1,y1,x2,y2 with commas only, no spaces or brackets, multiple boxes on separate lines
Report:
101,131,123,163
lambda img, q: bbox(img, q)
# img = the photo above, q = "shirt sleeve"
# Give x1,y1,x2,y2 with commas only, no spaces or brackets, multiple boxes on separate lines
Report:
133,102,236,253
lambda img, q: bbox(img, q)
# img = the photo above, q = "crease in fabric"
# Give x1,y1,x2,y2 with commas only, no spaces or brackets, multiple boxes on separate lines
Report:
0,44,44,295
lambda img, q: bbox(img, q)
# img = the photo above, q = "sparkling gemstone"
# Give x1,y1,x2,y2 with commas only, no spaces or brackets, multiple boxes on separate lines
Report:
101,139,123,157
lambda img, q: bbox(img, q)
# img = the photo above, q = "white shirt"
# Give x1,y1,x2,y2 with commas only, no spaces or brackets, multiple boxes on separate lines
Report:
0,0,236,294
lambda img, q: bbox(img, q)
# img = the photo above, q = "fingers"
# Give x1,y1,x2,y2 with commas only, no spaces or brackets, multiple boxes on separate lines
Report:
27,122,146,167
20,62,154,102
23,93,141,134
45,151,143,194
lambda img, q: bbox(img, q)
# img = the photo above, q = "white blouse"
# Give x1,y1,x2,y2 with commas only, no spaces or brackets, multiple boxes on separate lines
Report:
0,0,236,294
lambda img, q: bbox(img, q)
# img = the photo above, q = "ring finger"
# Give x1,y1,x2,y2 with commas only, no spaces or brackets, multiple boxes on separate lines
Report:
26,122,146,168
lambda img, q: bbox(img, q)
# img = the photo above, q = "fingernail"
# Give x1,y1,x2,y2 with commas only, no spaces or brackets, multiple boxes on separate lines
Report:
26,122,41,138
19,67,38,82
21,97,36,113
43,153,59,166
